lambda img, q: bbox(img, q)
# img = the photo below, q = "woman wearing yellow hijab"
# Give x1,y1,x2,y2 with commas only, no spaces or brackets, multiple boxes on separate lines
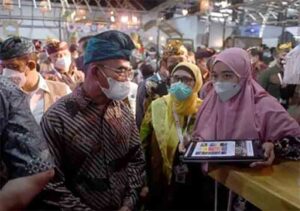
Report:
140,62,203,209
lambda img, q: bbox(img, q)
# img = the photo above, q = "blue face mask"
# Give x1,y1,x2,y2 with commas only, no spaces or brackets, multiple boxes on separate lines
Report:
169,82,192,101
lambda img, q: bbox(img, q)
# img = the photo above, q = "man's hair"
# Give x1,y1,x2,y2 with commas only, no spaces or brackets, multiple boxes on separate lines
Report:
140,63,155,78
247,47,263,61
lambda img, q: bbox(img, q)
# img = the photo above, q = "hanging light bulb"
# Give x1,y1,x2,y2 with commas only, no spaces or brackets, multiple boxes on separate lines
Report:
121,15,129,23
132,15,138,24
3,0,13,10
77,9,86,16
39,0,49,14
75,9,87,21
182,9,188,16
199,0,210,14
110,15,115,22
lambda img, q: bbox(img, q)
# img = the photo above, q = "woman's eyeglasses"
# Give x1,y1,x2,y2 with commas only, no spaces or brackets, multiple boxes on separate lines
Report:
171,75,194,84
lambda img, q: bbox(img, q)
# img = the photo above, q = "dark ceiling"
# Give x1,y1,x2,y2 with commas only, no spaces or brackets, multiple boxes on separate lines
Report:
133,0,167,10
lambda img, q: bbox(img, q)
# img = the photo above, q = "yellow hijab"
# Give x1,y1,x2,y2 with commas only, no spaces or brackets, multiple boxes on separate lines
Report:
151,62,203,183
169,62,203,116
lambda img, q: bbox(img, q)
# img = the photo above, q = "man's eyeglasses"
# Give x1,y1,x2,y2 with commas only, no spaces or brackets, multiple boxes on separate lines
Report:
171,75,194,84
98,64,134,80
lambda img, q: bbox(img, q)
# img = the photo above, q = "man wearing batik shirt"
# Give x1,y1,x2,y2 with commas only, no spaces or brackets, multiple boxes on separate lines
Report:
41,30,146,211
44,40,84,90
0,76,54,201
0,76,93,210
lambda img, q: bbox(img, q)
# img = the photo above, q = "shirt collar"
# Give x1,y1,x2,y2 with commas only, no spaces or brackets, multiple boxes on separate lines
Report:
38,74,50,93
71,84,93,111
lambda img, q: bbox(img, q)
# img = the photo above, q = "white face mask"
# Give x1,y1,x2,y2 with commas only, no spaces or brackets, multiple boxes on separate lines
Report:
2,68,26,88
213,81,241,102
98,76,131,101
55,56,72,72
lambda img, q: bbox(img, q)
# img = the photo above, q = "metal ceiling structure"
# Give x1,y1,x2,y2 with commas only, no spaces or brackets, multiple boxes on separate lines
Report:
1,0,299,26
0,0,148,27
0,0,299,41
0,0,151,40
149,0,300,27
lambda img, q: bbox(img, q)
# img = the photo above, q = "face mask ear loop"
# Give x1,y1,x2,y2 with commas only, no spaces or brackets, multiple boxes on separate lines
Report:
95,66,110,90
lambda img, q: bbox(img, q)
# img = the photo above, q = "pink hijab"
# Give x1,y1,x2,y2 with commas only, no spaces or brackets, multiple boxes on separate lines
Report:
193,48,300,141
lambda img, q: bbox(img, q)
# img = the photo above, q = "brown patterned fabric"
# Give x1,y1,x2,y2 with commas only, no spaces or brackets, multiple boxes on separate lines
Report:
40,85,146,210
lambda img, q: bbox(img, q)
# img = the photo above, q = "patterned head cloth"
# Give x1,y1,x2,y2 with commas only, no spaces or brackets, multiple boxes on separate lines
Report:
84,30,135,65
162,39,188,59
277,42,292,53
0,36,35,60
45,40,69,55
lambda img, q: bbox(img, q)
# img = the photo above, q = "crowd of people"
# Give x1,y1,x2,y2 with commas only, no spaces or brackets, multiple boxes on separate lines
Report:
0,30,300,211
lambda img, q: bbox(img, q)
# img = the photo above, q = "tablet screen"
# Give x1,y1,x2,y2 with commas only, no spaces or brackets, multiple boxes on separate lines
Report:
191,140,254,157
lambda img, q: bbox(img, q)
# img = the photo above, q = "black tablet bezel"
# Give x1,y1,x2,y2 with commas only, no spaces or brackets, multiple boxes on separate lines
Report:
183,139,265,163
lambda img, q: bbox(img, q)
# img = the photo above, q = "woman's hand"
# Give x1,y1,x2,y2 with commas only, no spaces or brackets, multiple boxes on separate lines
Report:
178,134,192,153
140,186,149,198
0,169,54,210
250,142,275,168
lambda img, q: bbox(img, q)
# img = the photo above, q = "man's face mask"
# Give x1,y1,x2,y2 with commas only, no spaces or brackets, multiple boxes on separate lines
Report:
148,51,156,59
55,55,72,72
96,70,131,101
263,51,271,58
2,68,26,88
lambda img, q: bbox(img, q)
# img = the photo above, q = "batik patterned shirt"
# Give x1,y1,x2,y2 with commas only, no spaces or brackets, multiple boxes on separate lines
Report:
0,76,53,186
41,84,146,210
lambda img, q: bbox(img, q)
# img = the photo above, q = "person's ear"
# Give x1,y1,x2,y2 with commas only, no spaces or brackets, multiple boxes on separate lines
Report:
91,65,109,89
27,60,36,71
90,65,98,75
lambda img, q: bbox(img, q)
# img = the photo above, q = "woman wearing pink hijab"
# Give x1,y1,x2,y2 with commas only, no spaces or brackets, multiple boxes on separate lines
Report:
193,48,300,167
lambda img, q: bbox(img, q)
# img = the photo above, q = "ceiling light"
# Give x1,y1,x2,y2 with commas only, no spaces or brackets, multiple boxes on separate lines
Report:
220,1,229,8
39,0,49,13
182,9,188,16
121,15,129,23
110,16,115,22
132,15,138,24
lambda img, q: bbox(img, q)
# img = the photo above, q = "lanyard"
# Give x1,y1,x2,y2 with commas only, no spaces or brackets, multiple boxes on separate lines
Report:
156,72,162,81
277,72,283,85
172,105,191,143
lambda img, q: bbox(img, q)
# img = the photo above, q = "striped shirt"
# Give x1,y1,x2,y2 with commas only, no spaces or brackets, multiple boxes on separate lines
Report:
41,85,146,210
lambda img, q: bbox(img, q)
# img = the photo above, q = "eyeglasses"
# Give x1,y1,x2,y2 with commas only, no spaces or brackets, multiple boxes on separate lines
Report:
171,75,194,84
99,64,134,80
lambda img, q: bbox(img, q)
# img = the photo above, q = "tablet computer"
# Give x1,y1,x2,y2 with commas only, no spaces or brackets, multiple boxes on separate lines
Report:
183,139,265,163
